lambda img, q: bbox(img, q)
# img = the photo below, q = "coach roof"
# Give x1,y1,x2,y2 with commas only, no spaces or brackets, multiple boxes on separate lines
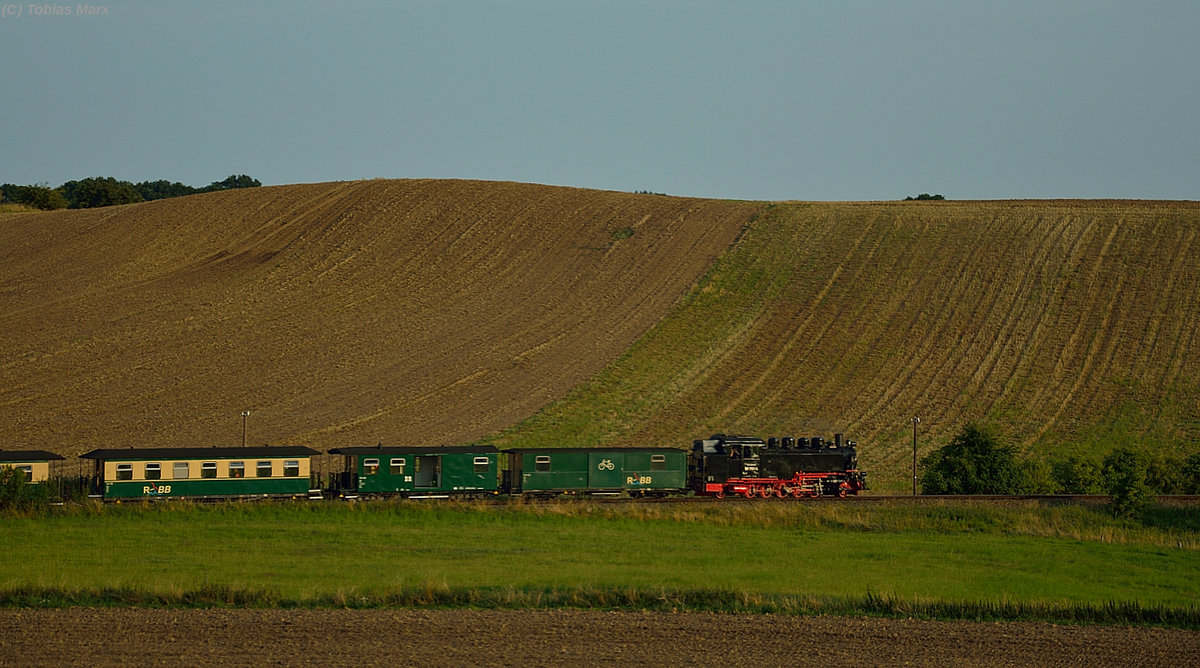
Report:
330,445,497,455
502,447,684,454
0,450,65,462
80,446,320,460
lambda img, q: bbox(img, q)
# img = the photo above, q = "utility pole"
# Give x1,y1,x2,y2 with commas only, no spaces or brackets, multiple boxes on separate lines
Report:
242,411,250,447
911,416,920,495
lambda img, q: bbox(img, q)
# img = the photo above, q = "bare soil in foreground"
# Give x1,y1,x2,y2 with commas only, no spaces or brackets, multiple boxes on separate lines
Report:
1,608,1196,667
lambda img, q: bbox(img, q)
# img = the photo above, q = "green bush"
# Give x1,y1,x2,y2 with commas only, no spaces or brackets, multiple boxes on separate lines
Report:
1103,447,1154,519
1050,454,1104,494
1183,453,1200,494
0,466,51,511
1145,453,1187,494
920,423,1030,494
1021,458,1056,493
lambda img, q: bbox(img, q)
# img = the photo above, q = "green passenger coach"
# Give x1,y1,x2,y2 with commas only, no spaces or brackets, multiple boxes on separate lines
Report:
503,447,688,496
329,445,500,497
80,446,320,500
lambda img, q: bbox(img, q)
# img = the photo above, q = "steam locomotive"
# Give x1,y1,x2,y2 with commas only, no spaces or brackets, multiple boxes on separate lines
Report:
689,434,866,498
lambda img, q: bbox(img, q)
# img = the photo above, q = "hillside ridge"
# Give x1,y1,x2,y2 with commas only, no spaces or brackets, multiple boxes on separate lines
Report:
0,179,762,455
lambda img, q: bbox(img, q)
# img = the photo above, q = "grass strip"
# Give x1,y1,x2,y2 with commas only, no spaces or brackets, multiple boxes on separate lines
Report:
2,585,1197,629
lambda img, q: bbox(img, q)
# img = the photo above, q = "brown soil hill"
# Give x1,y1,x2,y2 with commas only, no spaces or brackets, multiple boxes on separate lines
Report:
0,180,763,456
495,200,1200,488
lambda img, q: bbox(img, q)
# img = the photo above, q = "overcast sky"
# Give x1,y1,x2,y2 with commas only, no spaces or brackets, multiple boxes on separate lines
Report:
2,1,1197,201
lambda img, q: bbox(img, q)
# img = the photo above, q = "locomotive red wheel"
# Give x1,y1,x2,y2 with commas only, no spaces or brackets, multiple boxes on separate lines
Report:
714,489,726,499
791,487,804,498
759,487,773,499
774,487,786,498
742,487,758,499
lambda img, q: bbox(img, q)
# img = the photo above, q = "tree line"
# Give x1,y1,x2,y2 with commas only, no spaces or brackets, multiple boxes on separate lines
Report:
1,174,261,211
920,422,1200,518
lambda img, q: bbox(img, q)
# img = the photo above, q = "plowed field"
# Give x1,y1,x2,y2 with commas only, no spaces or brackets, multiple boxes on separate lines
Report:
4,183,1199,486
0,180,761,455
495,200,1200,485
2,609,1196,667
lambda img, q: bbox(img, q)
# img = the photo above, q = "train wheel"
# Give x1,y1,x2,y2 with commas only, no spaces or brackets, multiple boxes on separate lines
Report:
791,487,804,498
743,487,758,499
774,487,786,499
759,487,773,499
714,489,726,499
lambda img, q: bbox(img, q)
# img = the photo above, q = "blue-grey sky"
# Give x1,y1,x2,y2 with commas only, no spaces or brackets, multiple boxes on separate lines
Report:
3,1,1197,201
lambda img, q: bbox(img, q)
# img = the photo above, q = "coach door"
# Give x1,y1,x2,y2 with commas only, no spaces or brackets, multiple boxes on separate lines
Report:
414,455,441,489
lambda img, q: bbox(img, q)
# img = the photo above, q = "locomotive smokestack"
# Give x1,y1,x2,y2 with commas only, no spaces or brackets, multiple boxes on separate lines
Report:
834,433,843,448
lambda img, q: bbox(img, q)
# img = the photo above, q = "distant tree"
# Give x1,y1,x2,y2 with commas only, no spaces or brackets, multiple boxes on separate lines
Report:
904,193,946,201
57,177,144,208
135,179,199,201
201,174,261,192
920,423,1029,494
1,183,68,210
1102,446,1154,519
6,174,261,210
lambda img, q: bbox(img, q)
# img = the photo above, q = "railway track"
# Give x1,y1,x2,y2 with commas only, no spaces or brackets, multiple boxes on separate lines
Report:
340,493,1200,506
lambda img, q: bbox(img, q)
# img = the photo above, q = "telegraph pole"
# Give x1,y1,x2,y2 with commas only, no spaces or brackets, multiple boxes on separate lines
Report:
911,416,920,495
241,411,250,447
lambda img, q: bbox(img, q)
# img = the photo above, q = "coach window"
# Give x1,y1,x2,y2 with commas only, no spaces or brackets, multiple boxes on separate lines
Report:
229,461,245,478
473,456,490,474
364,458,380,475
535,455,551,472
173,462,190,479
283,460,300,477
256,461,273,477
19,465,34,483
144,463,161,480
651,454,666,471
200,462,217,479
115,463,133,480
390,458,405,475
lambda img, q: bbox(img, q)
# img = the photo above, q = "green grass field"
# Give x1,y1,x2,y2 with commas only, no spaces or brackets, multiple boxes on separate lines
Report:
3,500,1197,626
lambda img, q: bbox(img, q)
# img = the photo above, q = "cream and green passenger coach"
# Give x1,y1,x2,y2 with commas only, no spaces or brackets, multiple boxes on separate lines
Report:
81,446,320,499
0,450,65,484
